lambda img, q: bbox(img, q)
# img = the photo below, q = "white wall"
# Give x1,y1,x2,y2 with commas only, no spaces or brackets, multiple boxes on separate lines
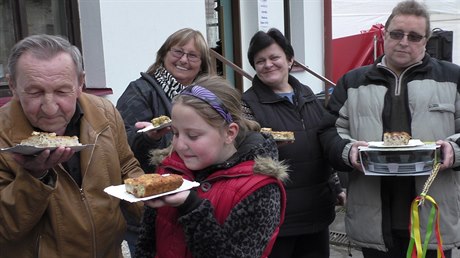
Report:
79,0,106,90
79,0,327,103
240,0,285,92
79,0,207,104
239,0,325,94
289,0,324,94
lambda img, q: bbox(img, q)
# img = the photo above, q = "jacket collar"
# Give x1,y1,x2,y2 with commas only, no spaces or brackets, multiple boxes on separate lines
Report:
8,99,35,144
7,93,104,144
366,53,433,82
251,75,316,105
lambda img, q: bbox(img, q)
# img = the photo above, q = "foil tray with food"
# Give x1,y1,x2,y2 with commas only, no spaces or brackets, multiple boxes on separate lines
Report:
358,141,440,176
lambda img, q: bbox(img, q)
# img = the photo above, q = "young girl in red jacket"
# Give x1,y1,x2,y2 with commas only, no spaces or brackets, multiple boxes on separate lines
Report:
135,75,288,258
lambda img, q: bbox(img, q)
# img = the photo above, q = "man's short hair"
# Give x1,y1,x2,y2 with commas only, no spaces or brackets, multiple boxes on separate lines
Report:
385,0,431,38
7,34,84,83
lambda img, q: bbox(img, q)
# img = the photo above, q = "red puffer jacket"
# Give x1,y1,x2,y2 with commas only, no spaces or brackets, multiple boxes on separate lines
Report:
155,152,287,258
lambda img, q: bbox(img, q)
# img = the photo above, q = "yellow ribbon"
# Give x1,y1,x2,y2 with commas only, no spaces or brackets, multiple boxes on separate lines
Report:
407,163,445,258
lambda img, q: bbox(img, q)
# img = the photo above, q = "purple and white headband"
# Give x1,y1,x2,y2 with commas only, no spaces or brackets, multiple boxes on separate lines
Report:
180,85,233,124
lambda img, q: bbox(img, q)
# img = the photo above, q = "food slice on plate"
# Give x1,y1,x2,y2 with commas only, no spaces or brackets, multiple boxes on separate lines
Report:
137,115,172,133
20,131,82,147
260,127,295,141
124,173,183,198
0,132,93,155
383,131,411,146
151,115,171,127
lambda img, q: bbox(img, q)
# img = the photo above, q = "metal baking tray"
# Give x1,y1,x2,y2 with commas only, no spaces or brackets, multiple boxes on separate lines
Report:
358,143,440,176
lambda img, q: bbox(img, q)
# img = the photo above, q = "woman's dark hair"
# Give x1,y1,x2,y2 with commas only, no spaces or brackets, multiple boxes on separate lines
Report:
247,28,294,69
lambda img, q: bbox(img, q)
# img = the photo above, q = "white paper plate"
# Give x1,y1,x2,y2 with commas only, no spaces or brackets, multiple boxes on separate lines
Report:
274,138,295,142
368,139,424,148
104,179,200,203
137,122,172,133
0,144,94,155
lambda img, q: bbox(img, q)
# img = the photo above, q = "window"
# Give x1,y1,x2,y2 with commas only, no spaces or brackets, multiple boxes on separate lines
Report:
0,0,81,86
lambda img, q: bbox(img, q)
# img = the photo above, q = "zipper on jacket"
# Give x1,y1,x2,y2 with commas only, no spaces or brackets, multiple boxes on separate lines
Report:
378,67,401,96
58,168,97,257
300,117,306,130
80,188,98,258
378,60,422,96
77,127,107,258
35,234,42,258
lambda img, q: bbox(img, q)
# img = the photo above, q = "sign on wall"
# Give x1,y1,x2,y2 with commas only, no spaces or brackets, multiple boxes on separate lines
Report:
258,0,269,31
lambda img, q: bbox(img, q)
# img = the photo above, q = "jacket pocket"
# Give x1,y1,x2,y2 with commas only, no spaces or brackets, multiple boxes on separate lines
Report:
428,103,455,113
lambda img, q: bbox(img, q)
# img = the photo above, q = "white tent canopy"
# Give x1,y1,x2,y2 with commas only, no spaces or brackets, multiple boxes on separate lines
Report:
332,0,460,64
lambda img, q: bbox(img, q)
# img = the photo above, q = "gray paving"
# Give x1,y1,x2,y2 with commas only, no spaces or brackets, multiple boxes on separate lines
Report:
330,244,363,258
121,206,459,258
330,206,363,258
329,206,460,258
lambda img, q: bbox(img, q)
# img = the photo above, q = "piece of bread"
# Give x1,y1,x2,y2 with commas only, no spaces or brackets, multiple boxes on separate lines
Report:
124,173,183,198
20,131,81,147
260,127,273,134
260,127,295,141
383,132,411,146
151,115,171,127
271,131,295,141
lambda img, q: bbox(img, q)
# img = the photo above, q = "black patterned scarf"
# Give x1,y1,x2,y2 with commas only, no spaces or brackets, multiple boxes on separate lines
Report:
154,65,185,100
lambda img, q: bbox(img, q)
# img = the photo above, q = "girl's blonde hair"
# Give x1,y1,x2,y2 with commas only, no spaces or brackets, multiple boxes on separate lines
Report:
173,75,260,145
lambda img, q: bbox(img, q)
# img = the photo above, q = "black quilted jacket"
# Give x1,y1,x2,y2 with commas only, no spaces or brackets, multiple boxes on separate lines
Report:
242,75,336,236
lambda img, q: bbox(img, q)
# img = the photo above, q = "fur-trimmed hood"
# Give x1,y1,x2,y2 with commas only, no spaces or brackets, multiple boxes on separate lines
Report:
149,131,289,182
252,156,289,182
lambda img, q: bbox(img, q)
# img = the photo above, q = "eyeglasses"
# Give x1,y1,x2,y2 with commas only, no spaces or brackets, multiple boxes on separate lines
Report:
388,30,426,43
169,48,201,62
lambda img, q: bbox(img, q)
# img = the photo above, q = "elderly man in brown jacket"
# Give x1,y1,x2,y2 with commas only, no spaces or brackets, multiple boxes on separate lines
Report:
0,34,144,257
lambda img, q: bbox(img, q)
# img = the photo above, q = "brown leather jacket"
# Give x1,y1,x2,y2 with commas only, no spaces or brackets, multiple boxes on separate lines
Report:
0,93,144,258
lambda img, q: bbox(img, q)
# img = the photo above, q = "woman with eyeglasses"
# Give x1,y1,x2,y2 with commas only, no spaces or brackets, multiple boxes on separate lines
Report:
320,1,460,257
116,28,213,255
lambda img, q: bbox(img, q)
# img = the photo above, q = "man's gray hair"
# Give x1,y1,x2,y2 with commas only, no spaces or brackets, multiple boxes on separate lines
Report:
7,34,84,82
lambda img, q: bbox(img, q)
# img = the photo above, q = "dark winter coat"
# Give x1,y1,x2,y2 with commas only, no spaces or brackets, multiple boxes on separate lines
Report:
319,54,460,251
116,72,173,173
242,75,336,236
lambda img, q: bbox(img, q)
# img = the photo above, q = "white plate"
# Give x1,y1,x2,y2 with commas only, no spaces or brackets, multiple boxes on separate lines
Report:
104,178,200,202
137,122,172,133
274,138,295,142
368,139,424,148
0,144,94,155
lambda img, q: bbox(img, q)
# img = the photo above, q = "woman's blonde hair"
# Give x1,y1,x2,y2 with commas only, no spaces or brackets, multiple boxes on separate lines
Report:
146,28,213,78
173,75,260,145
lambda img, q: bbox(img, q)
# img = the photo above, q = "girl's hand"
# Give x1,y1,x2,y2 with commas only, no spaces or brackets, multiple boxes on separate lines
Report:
143,190,190,208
